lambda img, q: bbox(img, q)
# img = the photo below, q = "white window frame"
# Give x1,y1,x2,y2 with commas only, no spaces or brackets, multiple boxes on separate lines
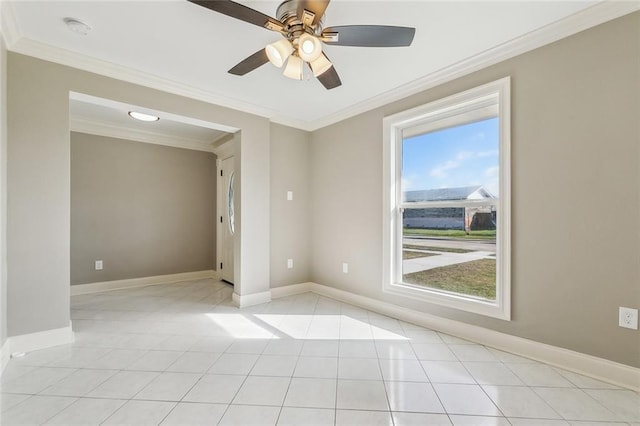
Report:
382,77,511,320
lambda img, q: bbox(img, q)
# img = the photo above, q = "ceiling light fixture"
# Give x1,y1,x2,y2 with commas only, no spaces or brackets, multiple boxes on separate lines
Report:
265,39,294,68
297,33,322,62
128,111,160,122
189,0,416,89
282,55,303,80
63,17,92,36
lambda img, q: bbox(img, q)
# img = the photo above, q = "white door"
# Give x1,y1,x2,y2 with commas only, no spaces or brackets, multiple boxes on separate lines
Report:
220,156,235,284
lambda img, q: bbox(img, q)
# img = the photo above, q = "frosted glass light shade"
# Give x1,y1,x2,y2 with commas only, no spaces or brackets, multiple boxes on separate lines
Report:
266,39,294,68
298,33,322,62
310,53,332,77
283,55,303,80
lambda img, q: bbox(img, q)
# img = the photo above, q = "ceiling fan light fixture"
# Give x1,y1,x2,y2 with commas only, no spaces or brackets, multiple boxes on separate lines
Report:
283,55,303,80
265,39,293,68
297,33,322,62
310,53,332,77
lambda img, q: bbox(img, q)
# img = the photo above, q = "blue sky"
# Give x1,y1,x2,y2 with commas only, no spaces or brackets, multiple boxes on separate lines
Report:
402,117,500,196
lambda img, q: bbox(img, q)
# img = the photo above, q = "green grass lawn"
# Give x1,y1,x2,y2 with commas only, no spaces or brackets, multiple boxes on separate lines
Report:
403,228,496,240
403,244,473,254
403,250,439,260
403,258,496,300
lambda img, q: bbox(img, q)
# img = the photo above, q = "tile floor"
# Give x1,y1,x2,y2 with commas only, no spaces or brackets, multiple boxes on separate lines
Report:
1,279,638,425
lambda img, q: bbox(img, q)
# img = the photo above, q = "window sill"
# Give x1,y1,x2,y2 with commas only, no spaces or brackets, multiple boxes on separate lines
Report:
383,281,511,321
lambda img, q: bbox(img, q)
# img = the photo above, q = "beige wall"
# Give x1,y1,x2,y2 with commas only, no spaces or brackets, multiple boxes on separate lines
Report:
0,36,7,347
7,52,270,337
71,132,216,285
310,13,640,367
4,8,638,370
270,124,311,287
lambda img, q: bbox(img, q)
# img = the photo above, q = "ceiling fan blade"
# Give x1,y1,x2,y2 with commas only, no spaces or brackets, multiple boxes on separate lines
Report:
317,65,341,90
188,0,284,32
297,0,330,26
322,25,415,47
228,49,269,76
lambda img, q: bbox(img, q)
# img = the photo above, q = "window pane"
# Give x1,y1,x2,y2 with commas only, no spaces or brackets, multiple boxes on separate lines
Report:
386,78,510,319
402,117,500,199
401,206,497,300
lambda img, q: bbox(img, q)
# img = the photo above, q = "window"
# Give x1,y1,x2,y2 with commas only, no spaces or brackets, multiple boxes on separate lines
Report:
383,78,511,320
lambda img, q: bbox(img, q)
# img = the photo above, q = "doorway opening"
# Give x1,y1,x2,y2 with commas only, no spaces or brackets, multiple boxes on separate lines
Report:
68,92,238,298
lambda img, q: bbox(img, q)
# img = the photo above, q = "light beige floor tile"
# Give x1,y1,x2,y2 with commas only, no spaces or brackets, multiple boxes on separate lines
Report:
159,402,227,425
44,397,126,425
218,404,280,426
102,400,176,426
277,407,334,426
182,374,245,404
283,378,336,409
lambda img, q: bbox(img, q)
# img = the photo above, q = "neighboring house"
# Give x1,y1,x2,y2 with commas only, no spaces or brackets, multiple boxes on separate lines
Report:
403,185,496,231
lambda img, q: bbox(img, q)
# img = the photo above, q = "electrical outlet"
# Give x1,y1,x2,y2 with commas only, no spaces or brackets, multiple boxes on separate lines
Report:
287,259,293,269
95,260,103,271
619,307,638,330
287,191,293,201
342,262,349,274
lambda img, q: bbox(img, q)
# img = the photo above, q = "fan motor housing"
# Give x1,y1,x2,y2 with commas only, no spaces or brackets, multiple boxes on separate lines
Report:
276,0,323,39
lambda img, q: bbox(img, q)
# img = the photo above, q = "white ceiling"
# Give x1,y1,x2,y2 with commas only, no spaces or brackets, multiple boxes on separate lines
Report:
4,1,637,130
69,93,231,152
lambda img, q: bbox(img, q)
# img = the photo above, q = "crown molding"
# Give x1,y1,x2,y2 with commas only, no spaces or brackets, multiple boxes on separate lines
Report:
0,1,20,48
309,0,640,131
3,1,639,132
70,117,220,153
212,136,235,159
0,0,310,129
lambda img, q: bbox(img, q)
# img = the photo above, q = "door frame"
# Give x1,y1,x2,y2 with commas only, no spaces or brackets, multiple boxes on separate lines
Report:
213,137,235,282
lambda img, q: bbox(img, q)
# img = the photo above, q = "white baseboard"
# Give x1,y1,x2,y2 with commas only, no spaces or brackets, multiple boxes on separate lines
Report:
271,282,640,392
232,290,272,308
71,270,217,296
271,282,314,299
5,322,74,361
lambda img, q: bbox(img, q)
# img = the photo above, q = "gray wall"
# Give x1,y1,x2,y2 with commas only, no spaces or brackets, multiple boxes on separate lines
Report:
310,13,640,367
7,52,270,337
71,132,216,285
270,124,311,287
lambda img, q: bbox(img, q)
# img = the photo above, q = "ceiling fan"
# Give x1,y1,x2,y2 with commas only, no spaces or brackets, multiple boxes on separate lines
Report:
188,0,416,89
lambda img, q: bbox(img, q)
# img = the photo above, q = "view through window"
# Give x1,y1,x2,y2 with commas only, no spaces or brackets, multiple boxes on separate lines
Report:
401,118,498,300
384,78,510,319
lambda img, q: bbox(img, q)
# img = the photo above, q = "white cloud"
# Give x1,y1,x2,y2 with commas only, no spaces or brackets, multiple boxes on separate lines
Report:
401,176,417,191
477,149,499,158
429,160,459,178
456,151,473,161
430,150,477,178
485,166,499,178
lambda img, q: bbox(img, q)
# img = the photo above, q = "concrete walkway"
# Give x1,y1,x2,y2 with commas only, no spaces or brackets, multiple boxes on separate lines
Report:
404,236,496,252
403,249,494,274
